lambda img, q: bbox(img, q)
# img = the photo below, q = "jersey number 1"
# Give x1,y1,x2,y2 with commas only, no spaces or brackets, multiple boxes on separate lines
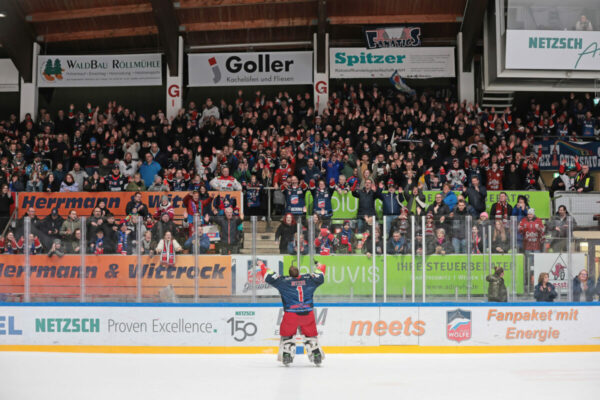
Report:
297,286,304,302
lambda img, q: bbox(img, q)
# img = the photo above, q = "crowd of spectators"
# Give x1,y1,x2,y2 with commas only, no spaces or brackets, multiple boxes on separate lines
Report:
0,86,598,258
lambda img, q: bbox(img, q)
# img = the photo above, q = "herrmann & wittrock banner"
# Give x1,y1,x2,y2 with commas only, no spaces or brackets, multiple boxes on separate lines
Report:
284,254,525,296
330,47,455,79
188,52,313,87
505,30,600,70
1,304,598,351
37,54,162,87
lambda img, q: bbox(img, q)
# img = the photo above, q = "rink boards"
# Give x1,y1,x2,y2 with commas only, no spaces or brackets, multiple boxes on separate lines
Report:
0,303,599,354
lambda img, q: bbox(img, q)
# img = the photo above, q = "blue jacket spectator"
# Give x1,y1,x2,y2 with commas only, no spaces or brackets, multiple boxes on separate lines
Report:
139,153,162,188
442,184,457,211
573,271,595,302
323,157,343,184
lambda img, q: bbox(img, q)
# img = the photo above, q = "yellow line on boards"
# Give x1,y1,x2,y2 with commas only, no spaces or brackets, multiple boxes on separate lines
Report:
0,345,599,354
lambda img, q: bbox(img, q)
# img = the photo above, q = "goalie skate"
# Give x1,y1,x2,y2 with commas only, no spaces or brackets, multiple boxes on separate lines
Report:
304,337,324,366
277,336,296,365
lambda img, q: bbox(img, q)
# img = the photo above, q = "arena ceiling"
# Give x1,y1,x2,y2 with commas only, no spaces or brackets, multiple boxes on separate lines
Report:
1,0,484,82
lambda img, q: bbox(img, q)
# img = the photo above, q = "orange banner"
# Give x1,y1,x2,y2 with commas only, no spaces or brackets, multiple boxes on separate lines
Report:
0,255,232,298
17,191,242,218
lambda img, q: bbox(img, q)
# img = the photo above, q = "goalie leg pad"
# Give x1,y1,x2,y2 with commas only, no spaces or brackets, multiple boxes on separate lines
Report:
304,337,324,364
277,336,296,363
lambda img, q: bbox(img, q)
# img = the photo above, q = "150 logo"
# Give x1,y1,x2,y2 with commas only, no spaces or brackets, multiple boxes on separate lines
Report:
227,311,257,342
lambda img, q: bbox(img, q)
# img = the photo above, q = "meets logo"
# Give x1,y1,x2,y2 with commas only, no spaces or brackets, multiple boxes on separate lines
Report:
349,317,425,337
446,309,471,342
0,316,22,335
36,318,100,333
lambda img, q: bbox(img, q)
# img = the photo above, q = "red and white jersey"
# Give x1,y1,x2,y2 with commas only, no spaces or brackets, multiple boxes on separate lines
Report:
486,169,504,190
518,218,545,251
210,175,242,191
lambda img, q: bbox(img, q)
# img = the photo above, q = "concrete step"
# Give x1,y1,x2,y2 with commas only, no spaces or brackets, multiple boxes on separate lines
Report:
244,232,276,242
242,220,281,232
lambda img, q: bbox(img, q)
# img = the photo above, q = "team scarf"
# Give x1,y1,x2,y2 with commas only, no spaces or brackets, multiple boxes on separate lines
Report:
117,231,129,255
161,240,175,265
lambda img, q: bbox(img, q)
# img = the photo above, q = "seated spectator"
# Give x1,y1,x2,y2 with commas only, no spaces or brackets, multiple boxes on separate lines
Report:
66,228,82,254
106,164,127,192
182,223,211,254
83,171,106,192
573,270,595,302
156,231,182,267
492,219,510,253
427,228,452,255
147,175,169,192
470,226,483,254
387,230,407,255
287,232,308,255
0,231,20,254
43,173,61,192
139,230,155,255
59,173,79,192
534,273,557,302
69,162,88,190
315,227,337,255
116,221,135,255
154,194,175,221
126,172,146,191
275,213,296,254
575,14,593,31
47,238,65,258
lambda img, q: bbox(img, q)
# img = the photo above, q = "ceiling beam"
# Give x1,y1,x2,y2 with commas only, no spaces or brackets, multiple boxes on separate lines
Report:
182,17,315,32
38,26,158,42
328,14,462,25
26,4,153,22
150,0,180,76
460,0,488,72
176,0,315,8
0,0,36,82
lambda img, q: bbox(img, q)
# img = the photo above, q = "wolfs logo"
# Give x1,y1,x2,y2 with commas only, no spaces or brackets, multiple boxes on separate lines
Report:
446,309,471,343
208,57,221,83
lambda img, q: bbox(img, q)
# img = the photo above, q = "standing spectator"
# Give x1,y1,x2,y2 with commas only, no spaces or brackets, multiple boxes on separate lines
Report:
105,165,127,192
125,191,149,218
548,205,572,252
518,208,545,252
575,164,594,192
210,166,242,191
275,213,296,254
139,153,162,188
116,222,135,255
462,176,487,215
489,192,513,225
41,207,64,249
59,173,79,192
60,210,81,241
244,175,265,217
336,220,355,254
486,266,507,302
352,178,379,232
118,152,139,179
441,183,457,211
310,179,335,221
404,184,427,216
534,273,557,302
511,195,529,223
575,14,594,30
0,184,14,232
152,212,178,243
211,207,242,255
378,179,405,233
449,199,469,253
573,270,595,302
282,176,307,218
427,193,450,230
315,227,338,255
66,228,83,254
154,194,175,221
470,225,483,254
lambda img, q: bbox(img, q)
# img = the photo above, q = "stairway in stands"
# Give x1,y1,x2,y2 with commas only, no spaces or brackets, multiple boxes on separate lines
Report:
241,220,281,254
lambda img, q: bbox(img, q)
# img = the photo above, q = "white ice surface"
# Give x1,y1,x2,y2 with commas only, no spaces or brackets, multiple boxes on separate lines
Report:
1,352,598,400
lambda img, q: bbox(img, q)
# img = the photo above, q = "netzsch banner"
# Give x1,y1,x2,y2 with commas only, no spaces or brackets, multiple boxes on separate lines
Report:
0,255,232,297
17,191,242,218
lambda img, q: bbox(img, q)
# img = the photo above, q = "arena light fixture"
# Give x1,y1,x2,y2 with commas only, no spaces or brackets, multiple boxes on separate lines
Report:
0,12,6,17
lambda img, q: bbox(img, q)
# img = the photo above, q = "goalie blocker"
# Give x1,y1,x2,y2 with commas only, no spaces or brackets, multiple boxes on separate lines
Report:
259,261,326,366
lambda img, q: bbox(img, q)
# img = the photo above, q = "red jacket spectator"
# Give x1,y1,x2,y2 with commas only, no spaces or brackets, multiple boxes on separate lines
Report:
518,209,545,251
